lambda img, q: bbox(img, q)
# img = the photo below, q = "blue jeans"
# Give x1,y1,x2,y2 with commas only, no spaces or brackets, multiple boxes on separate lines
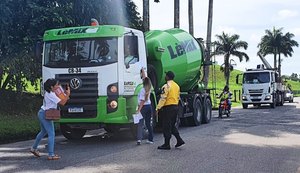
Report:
137,105,153,141
32,109,55,156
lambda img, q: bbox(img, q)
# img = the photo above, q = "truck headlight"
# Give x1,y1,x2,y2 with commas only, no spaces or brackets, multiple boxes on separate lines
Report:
110,85,118,93
108,100,118,109
265,95,271,100
242,96,247,100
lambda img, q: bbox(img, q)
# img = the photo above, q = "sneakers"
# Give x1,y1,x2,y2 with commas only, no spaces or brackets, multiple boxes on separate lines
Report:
30,148,41,157
136,140,141,145
146,140,154,144
175,140,185,148
157,144,171,150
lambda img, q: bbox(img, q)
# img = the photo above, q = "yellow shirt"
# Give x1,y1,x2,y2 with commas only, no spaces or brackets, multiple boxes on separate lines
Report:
156,80,180,110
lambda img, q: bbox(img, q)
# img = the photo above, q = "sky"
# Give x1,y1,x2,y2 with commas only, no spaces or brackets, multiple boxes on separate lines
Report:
132,0,300,75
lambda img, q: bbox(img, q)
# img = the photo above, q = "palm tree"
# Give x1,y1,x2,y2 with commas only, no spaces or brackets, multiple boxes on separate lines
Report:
143,0,149,31
257,27,284,71
212,32,249,86
202,0,214,88
188,0,193,35
174,0,179,28
258,27,298,77
278,32,299,76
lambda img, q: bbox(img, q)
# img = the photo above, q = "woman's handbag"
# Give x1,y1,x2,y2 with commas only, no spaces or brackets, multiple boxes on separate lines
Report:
45,109,61,120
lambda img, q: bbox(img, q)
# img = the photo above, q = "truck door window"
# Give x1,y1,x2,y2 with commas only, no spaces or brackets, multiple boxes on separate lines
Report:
124,35,139,68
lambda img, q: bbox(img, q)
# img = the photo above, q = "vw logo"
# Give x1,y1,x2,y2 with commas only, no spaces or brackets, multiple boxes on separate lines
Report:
69,77,82,90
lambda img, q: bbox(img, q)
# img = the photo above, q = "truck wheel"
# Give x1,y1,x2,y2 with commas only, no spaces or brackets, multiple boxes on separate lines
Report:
147,64,158,93
202,97,212,124
280,94,284,106
104,125,120,133
60,124,86,140
270,95,276,108
188,98,203,126
242,103,248,109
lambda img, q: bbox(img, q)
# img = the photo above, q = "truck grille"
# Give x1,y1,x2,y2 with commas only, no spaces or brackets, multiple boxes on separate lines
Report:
56,73,98,118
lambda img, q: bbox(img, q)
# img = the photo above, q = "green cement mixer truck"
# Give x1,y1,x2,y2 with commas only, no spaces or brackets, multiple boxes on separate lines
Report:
40,24,212,140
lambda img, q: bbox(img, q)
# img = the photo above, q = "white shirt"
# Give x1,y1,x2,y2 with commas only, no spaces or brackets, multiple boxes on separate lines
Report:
138,88,151,105
41,91,61,110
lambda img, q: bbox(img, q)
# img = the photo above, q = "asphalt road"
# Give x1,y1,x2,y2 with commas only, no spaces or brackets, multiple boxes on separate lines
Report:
1,98,300,173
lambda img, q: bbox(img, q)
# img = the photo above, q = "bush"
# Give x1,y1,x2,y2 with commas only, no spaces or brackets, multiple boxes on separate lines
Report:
0,91,43,144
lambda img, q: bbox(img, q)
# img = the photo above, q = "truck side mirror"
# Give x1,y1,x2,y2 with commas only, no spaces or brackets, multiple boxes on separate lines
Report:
236,74,242,85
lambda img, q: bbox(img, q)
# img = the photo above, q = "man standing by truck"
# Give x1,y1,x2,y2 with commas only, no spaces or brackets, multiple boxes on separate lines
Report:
156,71,185,150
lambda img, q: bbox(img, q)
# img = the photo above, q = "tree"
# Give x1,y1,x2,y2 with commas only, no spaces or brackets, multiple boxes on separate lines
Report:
257,27,298,77
212,32,249,86
0,0,143,95
202,0,213,88
277,32,299,76
143,0,150,31
174,0,180,28
188,0,194,35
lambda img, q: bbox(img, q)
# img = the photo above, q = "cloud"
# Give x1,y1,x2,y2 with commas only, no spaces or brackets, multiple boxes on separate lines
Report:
273,9,298,21
291,28,300,36
215,26,237,35
249,34,261,43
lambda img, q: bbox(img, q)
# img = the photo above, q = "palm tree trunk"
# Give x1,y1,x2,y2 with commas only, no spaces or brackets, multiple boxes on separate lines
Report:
174,0,180,28
278,54,281,77
143,0,150,31
225,55,230,86
188,0,193,35
0,67,3,89
202,0,213,88
273,53,277,70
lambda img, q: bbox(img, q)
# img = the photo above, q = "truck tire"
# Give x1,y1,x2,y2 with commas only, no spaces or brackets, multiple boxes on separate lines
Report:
147,64,158,93
60,124,86,140
242,103,248,109
202,97,212,124
188,98,203,126
104,124,120,133
270,94,276,108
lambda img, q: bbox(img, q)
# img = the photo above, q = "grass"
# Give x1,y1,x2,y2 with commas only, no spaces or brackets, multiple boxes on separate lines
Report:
0,91,43,144
207,65,243,108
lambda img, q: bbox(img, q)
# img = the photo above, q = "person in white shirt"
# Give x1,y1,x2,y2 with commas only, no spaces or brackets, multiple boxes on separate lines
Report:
30,78,70,160
136,77,154,145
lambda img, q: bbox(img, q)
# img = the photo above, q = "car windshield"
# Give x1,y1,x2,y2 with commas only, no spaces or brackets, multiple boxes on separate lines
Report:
243,72,270,84
44,37,118,68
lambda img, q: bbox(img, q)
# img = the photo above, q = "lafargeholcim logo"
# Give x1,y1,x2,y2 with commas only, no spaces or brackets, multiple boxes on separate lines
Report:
70,77,82,90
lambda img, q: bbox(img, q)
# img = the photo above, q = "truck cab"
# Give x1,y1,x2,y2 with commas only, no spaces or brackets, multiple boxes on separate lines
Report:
238,65,284,109
42,25,149,138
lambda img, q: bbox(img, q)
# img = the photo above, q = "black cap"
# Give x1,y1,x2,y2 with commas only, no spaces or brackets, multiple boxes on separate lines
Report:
165,71,175,80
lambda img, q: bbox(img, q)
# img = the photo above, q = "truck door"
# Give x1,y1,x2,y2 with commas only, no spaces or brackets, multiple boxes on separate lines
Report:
123,35,142,95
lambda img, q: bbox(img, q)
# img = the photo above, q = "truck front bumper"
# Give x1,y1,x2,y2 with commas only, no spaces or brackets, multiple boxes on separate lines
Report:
241,94,273,104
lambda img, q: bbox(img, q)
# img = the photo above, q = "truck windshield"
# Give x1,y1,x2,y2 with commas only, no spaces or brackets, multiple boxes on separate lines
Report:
243,72,270,84
44,37,117,68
